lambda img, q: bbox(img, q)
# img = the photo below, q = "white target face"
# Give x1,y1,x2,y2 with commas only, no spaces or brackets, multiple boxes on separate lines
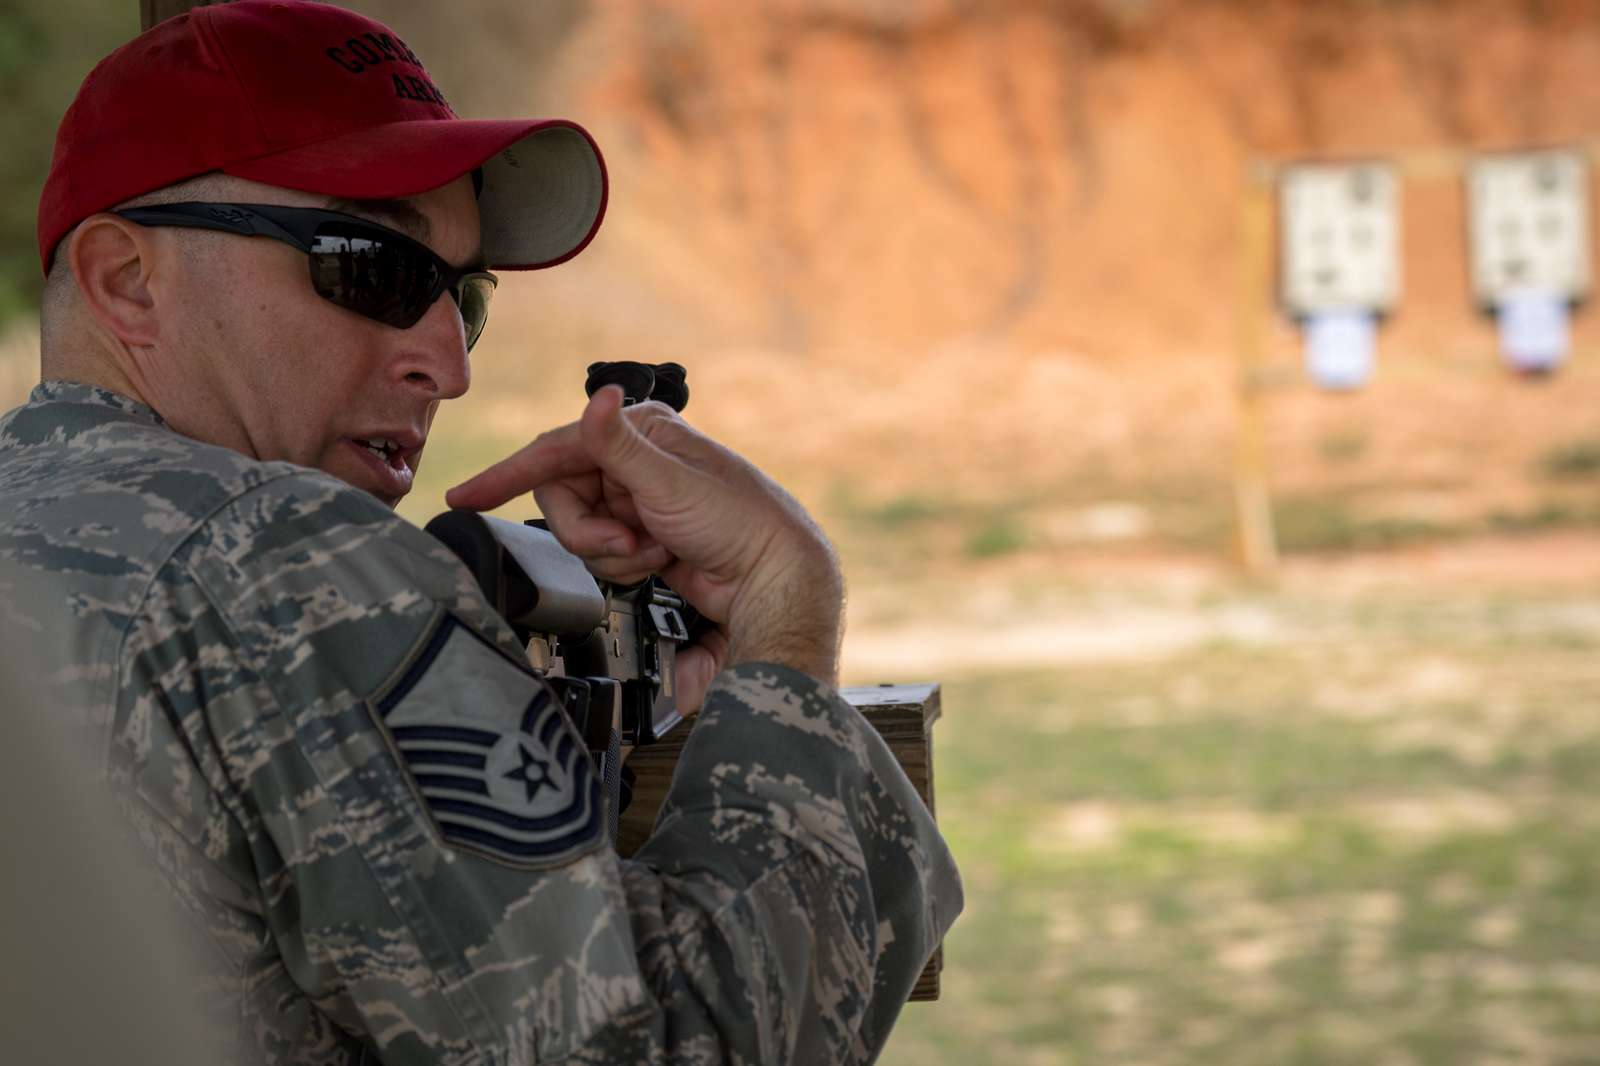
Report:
1279,162,1400,317
1467,149,1591,307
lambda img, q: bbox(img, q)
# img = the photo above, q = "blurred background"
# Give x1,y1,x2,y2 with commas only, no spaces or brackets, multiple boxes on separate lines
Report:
8,1,1600,1062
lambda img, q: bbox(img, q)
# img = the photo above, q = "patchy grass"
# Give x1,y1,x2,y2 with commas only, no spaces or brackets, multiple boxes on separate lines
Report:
878,582,1600,1066
851,493,954,529
1271,496,1461,553
822,487,1045,572
963,515,1030,559
1488,500,1600,536
1537,439,1600,481
819,477,1600,571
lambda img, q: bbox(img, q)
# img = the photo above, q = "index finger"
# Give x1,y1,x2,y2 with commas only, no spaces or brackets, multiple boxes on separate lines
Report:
445,421,595,512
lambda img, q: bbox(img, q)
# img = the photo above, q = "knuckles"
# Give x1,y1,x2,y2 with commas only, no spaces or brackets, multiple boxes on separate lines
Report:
628,401,722,463
626,400,686,441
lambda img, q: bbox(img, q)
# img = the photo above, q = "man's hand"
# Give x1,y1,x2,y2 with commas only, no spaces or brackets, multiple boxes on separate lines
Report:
446,386,844,711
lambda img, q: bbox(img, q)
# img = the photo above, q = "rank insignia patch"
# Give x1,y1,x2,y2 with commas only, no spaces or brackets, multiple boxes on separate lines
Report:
370,613,602,868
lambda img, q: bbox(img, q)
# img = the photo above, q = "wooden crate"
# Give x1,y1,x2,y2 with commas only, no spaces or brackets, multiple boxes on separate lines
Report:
618,683,945,1001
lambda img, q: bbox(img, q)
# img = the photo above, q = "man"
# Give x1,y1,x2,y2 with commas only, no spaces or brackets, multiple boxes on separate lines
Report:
2,3,960,1064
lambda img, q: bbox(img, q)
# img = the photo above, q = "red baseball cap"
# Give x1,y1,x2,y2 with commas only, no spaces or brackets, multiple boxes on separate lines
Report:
37,0,607,274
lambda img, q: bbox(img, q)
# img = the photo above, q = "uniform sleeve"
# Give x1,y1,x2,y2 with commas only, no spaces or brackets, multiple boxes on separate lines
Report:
132,472,959,1065
614,662,963,1063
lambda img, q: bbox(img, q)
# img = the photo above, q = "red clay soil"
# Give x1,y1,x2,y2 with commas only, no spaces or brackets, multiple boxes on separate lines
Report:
411,0,1600,528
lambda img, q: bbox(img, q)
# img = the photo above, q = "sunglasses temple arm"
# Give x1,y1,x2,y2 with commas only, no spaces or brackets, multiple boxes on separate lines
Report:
117,208,311,250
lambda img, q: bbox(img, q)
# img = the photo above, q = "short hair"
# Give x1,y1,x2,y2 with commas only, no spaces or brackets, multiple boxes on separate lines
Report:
41,172,250,338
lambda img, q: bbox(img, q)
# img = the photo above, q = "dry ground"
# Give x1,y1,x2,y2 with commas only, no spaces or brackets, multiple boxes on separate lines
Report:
868,535,1600,1066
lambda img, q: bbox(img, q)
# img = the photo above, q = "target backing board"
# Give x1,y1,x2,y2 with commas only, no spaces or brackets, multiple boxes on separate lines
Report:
1466,148,1591,308
1279,162,1401,318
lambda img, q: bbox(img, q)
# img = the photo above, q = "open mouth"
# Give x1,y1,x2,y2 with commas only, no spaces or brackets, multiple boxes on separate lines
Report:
354,436,403,465
346,435,416,502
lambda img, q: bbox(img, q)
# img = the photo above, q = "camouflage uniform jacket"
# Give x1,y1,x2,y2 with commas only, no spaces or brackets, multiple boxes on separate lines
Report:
0,380,963,1065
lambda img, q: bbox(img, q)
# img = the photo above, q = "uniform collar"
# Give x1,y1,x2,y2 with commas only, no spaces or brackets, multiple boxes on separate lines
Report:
30,379,167,427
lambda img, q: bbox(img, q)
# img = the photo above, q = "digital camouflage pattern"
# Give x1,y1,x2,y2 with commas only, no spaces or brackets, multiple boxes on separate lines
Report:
0,380,963,1065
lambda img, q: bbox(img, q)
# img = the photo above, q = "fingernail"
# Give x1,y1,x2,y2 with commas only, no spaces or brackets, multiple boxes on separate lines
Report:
605,537,631,555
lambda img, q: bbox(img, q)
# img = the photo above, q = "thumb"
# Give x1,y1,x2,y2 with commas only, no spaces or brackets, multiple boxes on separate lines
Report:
579,385,677,497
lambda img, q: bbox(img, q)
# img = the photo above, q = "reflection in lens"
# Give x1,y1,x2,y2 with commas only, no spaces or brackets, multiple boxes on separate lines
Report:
310,224,442,330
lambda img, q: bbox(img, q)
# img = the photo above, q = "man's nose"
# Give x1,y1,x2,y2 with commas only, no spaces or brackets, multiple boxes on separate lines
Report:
396,292,472,399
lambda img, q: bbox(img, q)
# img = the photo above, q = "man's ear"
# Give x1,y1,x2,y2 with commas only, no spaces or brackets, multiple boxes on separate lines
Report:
66,214,165,347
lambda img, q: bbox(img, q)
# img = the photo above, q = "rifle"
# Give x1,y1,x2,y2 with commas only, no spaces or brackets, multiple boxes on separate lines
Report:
425,361,697,846
427,362,945,1000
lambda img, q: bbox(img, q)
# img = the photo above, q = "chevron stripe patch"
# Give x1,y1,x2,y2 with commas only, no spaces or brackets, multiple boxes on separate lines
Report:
370,613,602,868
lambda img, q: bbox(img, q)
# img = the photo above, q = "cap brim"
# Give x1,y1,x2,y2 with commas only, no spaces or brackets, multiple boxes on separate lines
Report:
226,118,607,270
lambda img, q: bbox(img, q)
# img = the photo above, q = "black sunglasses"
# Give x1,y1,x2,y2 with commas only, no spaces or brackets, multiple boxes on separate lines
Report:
113,202,498,351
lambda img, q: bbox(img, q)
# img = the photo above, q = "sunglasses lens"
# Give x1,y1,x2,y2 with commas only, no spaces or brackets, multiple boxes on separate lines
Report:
309,223,442,329
456,273,497,351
